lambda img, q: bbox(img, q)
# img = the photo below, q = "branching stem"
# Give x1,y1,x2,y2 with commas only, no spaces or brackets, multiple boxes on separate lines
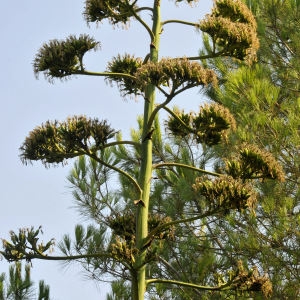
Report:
88,152,142,195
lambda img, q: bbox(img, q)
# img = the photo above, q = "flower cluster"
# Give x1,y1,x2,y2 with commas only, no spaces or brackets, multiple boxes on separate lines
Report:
198,0,259,62
193,103,236,145
1,227,54,262
193,175,257,212
84,0,137,26
106,54,143,96
225,144,285,181
20,116,116,166
232,261,273,298
135,58,217,92
107,213,174,243
33,34,100,80
167,103,236,146
167,108,193,138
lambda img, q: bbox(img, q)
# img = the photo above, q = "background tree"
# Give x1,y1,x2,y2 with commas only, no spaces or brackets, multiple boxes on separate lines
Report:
195,0,300,298
0,262,50,300
0,1,282,299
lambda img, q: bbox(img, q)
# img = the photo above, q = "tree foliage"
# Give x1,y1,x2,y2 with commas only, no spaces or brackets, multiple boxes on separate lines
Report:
198,0,300,298
0,262,50,300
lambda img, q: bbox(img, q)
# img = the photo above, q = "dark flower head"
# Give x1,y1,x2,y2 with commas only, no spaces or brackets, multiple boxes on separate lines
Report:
20,116,116,167
106,54,143,97
225,143,285,181
193,175,257,212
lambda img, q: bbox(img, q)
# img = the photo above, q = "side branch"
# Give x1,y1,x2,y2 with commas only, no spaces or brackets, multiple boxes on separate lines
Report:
146,209,220,248
88,152,142,195
153,162,220,177
74,70,136,80
162,20,197,27
146,91,176,129
130,6,154,40
146,278,231,291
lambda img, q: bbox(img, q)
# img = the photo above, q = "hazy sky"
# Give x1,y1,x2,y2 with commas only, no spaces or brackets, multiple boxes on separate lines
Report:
0,1,212,299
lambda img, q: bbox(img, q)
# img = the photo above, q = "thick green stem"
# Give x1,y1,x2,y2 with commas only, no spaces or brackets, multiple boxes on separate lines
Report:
135,1,161,299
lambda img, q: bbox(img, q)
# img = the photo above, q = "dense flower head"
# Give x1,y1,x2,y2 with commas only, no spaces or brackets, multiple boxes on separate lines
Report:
108,213,174,242
212,0,256,27
198,0,259,63
84,0,137,26
167,108,193,138
106,54,143,96
193,175,257,212
193,103,236,145
225,143,285,181
135,58,217,92
20,116,116,166
33,34,100,80
167,103,236,146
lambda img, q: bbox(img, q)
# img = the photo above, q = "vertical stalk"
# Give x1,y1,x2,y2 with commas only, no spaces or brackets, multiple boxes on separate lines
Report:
134,1,161,299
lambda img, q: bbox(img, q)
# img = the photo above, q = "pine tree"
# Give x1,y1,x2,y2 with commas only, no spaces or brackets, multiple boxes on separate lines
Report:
0,262,50,300
1,1,282,299
196,0,300,298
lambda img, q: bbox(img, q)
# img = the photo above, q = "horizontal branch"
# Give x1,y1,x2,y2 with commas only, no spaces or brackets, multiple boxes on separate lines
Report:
146,278,231,291
1,251,113,262
74,70,136,80
162,19,197,27
101,140,141,149
153,162,220,177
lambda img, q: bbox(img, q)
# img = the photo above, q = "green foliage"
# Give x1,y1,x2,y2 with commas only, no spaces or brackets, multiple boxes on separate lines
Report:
106,280,131,300
198,1,300,297
0,262,50,300
37,281,50,300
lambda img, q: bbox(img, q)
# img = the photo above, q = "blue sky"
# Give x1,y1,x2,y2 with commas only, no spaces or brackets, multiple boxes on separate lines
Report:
0,1,212,299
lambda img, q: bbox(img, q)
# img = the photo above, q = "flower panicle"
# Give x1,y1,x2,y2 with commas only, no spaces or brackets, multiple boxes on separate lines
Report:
20,116,116,167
